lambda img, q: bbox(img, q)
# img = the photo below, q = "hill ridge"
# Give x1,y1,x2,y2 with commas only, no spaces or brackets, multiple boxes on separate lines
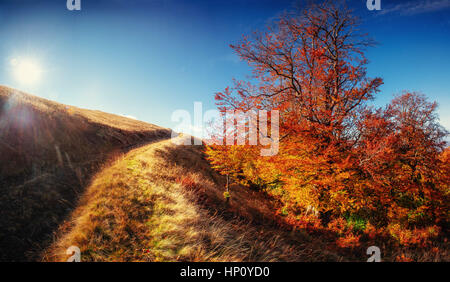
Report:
0,86,171,261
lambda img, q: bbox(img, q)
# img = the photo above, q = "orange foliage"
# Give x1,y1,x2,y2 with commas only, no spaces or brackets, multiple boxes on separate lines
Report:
396,254,414,262
387,224,440,247
205,1,449,247
176,175,199,190
336,234,361,249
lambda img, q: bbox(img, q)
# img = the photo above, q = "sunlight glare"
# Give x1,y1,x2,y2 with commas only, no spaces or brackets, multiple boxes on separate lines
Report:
11,58,43,85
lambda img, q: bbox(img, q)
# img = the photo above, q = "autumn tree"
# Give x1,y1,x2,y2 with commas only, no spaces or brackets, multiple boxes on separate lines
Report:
356,92,448,227
210,1,382,217
206,0,448,239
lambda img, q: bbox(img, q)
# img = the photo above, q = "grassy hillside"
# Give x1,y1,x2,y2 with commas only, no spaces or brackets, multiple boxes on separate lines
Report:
3,86,445,262
44,137,343,262
42,138,448,262
0,86,171,261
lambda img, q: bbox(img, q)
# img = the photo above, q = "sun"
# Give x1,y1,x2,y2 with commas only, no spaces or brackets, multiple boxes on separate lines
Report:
11,58,43,85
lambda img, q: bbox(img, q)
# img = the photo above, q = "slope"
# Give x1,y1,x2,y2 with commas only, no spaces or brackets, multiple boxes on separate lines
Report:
0,85,171,261
44,136,343,262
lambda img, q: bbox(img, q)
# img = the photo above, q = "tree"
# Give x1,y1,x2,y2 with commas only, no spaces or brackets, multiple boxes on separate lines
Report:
210,0,382,217
206,0,448,238
357,92,448,227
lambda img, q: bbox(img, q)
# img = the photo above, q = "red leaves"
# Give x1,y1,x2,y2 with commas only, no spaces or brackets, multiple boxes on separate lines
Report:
177,175,198,190
214,93,223,101
206,1,448,247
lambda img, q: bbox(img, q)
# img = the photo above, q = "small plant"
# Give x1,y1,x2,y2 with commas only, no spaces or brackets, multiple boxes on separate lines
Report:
346,214,367,233
396,254,414,262
223,191,230,199
177,175,198,190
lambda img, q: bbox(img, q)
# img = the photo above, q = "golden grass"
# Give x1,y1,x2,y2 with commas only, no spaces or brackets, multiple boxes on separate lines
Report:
43,137,343,262
3,86,443,262
0,86,162,132
0,85,171,261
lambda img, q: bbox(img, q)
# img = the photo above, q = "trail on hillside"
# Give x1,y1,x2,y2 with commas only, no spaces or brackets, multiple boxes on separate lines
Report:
0,86,171,261
43,136,344,262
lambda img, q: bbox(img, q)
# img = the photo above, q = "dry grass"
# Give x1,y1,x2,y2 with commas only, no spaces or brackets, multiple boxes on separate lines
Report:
3,86,444,262
43,136,448,262
0,85,171,261
43,137,343,262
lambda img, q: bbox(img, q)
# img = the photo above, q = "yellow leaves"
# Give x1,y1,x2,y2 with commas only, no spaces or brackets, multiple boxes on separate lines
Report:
336,171,351,181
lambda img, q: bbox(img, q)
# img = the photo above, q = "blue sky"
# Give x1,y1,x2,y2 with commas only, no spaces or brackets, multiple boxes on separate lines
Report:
0,0,449,133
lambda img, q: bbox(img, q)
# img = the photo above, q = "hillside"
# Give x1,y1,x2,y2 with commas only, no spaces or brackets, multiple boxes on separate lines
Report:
2,87,446,262
43,136,343,262
0,86,171,261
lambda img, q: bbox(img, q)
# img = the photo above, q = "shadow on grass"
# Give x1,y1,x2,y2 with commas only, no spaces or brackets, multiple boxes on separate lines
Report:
0,92,171,261
153,143,449,262
152,144,358,261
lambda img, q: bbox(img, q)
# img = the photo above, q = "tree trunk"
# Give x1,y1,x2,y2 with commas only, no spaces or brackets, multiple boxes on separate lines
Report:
226,174,230,204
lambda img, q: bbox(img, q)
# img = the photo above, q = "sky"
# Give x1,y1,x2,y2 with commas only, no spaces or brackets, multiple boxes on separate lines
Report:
0,0,449,134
